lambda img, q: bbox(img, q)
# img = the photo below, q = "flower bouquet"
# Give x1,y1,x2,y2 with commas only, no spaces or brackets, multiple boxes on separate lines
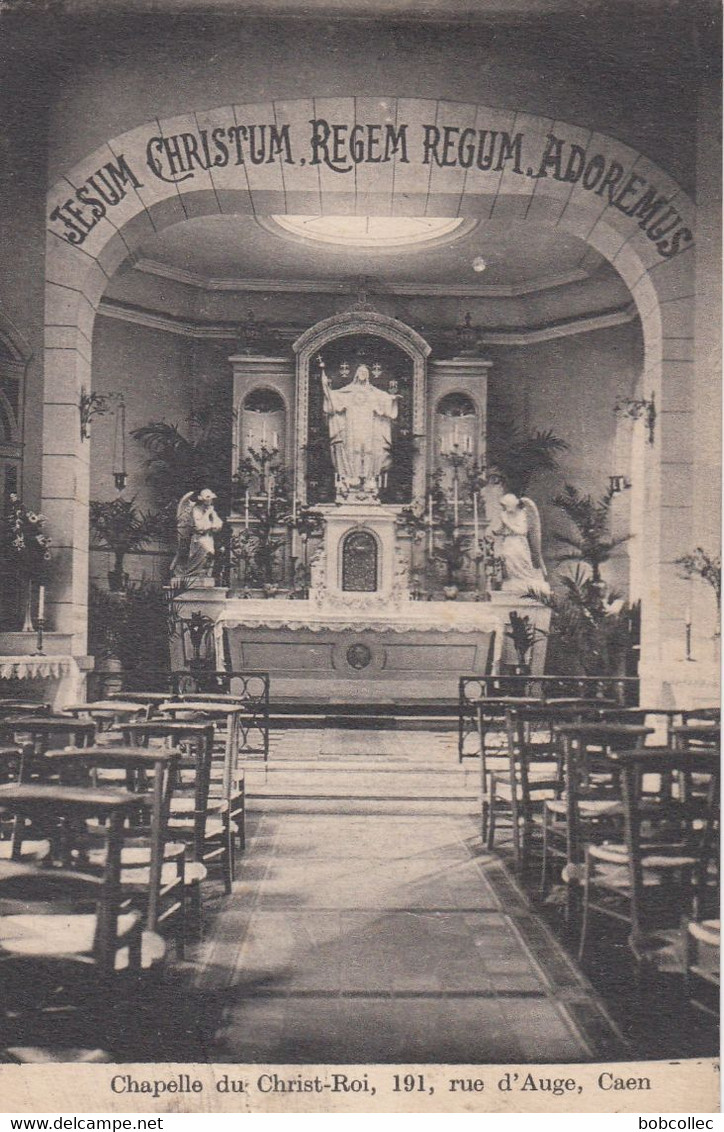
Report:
3,494,52,630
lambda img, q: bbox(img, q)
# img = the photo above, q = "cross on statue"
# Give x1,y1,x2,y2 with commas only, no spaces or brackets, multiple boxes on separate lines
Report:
372,362,383,381
340,361,350,379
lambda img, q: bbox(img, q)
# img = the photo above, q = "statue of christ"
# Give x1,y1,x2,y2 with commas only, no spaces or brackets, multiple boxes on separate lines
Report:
321,360,399,495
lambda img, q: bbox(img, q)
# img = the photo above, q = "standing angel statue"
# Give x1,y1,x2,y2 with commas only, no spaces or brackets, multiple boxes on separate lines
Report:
171,488,224,579
493,492,550,595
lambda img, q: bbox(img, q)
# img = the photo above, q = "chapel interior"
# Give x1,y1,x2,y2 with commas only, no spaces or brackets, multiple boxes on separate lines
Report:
0,0,719,1077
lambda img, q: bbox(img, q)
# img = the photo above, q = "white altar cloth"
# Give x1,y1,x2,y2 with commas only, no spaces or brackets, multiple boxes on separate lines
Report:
215,597,504,640
0,655,74,681
0,653,88,709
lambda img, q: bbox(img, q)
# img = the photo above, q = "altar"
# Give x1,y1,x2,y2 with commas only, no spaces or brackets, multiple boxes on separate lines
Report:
214,595,548,702
172,303,551,702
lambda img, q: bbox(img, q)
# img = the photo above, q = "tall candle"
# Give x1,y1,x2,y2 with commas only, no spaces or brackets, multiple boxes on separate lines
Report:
273,431,278,450
267,475,272,513
292,495,297,524
244,489,249,530
473,491,479,546
37,584,45,621
427,493,433,554
453,477,459,529
120,402,126,474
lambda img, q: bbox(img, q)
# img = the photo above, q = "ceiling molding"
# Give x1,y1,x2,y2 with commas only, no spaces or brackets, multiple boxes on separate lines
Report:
132,257,592,300
96,296,638,347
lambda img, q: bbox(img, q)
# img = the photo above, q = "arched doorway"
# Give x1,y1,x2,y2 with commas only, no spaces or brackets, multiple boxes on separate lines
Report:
42,98,696,701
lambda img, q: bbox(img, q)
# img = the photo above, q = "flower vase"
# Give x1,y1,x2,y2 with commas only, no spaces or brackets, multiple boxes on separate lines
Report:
21,582,34,632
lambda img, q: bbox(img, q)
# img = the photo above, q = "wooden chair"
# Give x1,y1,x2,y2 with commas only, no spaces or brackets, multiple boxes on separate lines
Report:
42,746,185,957
63,701,153,739
0,784,165,1055
0,746,50,864
170,671,271,764
488,701,617,871
159,700,247,859
541,722,653,922
474,696,541,843
0,702,51,719
118,720,224,922
683,918,719,1016
106,691,174,716
0,716,96,766
670,720,720,750
578,747,720,970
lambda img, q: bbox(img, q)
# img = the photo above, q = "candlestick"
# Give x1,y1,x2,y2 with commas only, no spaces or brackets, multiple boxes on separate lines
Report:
37,584,45,621
453,477,459,529
34,618,45,656
292,495,297,524
267,475,272,513
120,401,126,474
473,492,479,546
261,419,267,446
244,489,249,530
273,431,278,450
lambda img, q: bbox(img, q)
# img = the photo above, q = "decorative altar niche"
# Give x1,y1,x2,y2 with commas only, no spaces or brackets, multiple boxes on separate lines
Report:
229,386,293,592
305,334,415,506
435,391,480,492
240,387,287,466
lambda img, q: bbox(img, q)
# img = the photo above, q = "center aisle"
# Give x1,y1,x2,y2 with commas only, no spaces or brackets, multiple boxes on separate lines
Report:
181,730,625,1064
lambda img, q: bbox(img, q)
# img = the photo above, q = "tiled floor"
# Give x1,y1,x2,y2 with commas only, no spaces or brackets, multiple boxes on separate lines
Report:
167,730,625,1064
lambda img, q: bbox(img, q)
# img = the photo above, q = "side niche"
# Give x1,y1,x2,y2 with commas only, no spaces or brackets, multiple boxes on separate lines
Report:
241,387,286,460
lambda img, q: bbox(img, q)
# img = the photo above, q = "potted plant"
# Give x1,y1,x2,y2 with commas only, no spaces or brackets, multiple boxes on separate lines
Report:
505,610,547,675
487,407,568,496
676,547,721,639
552,483,631,584
132,391,232,542
526,567,637,677
90,497,160,592
2,494,52,630
88,581,128,695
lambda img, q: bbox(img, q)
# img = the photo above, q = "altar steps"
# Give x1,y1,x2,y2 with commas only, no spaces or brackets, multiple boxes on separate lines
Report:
244,729,478,816
269,700,460,732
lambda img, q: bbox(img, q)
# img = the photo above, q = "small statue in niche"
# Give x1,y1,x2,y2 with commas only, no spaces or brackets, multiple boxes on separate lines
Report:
171,488,224,579
492,492,550,596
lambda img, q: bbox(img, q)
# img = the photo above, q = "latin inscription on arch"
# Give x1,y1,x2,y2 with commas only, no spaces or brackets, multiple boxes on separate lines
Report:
47,100,693,261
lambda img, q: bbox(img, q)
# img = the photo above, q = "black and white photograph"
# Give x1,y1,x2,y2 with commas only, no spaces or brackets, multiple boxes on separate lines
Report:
0,0,719,1115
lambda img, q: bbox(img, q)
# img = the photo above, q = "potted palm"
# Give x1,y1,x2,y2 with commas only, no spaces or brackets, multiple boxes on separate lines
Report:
90,497,160,592
505,610,547,675
552,484,631,584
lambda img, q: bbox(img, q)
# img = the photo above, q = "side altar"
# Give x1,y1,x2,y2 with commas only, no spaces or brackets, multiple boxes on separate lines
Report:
172,306,551,702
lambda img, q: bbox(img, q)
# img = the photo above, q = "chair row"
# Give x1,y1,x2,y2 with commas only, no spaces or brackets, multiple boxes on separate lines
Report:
471,696,719,984
0,685,264,1059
